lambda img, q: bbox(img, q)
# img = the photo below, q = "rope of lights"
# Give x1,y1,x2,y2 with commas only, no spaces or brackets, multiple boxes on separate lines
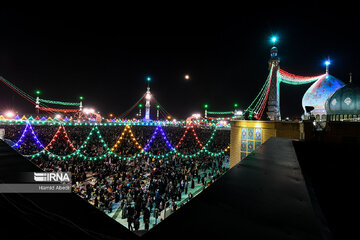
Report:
12,122,44,149
0,76,36,104
110,125,143,152
0,118,222,127
253,68,272,115
39,98,80,106
120,94,146,118
0,76,60,114
176,125,203,148
254,64,274,119
207,111,233,115
244,64,273,118
8,122,227,160
28,124,224,160
255,69,273,119
152,96,174,119
44,125,76,152
38,107,80,113
278,68,326,85
143,125,175,151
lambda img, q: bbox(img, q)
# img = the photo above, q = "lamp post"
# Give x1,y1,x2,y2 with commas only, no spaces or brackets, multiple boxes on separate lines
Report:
204,104,208,118
35,90,41,114
79,96,84,111
325,57,331,74
156,105,160,120
138,104,143,118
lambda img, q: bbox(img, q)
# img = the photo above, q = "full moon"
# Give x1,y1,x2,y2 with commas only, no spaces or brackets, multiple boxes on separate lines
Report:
185,74,190,80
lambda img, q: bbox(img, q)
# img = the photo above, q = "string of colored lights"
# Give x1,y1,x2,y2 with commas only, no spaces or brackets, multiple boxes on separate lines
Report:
27,123,227,161
143,125,175,151
12,122,44,149
207,111,233,115
0,76,69,114
152,96,174,119
44,125,76,152
244,64,273,118
110,125,143,152
255,70,273,119
120,94,146,118
0,118,222,127
0,76,36,105
278,68,326,85
254,64,274,119
38,107,80,113
39,98,80,106
175,125,203,148
253,66,273,115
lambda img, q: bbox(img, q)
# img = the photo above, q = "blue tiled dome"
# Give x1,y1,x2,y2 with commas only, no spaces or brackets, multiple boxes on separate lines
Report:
302,74,345,115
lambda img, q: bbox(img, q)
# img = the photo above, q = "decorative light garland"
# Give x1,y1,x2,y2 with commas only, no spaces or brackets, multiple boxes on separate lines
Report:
8,122,228,161
143,125,175,151
13,122,44,149
44,125,76,152
176,125,203,148
207,111,233,115
38,107,79,113
39,98,80,106
110,125,143,152
278,68,326,85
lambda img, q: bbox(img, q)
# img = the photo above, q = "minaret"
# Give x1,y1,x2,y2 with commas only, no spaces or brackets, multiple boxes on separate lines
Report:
266,37,281,121
325,56,330,74
144,77,151,121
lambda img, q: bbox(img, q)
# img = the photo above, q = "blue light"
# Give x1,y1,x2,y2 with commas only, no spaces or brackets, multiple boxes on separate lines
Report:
325,60,331,66
147,76,151,81
271,36,277,44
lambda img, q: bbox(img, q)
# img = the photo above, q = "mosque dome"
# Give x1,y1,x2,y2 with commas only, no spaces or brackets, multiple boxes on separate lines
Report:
302,74,345,119
325,81,360,121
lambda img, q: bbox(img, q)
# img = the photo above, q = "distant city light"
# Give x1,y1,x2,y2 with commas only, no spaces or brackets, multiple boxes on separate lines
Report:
35,90,41,95
146,76,151,81
55,114,61,119
219,120,228,126
325,60,330,66
192,113,201,119
4,111,15,118
83,108,95,114
138,104,143,108
145,93,151,100
204,104,209,109
79,96,84,100
234,103,239,108
234,110,243,116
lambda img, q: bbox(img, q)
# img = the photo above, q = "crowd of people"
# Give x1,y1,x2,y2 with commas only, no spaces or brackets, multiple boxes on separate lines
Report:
1,123,230,231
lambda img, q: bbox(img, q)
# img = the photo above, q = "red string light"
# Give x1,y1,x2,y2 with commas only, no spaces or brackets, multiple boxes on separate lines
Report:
38,107,79,113
176,125,203,148
44,125,76,151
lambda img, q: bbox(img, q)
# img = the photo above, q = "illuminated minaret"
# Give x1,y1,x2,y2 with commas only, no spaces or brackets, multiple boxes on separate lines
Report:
144,77,151,121
266,36,281,121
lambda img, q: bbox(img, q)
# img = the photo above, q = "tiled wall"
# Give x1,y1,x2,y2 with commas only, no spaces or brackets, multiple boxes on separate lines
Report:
240,127,262,159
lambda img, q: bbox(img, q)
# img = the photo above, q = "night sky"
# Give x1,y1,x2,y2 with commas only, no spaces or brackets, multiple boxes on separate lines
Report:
0,3,359,119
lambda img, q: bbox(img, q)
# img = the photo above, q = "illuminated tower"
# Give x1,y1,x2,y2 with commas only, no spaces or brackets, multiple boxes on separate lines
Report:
266,37,281,121
144,77,152,121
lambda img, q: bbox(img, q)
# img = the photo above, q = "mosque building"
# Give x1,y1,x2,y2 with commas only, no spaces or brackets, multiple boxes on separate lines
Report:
325,74,360,121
